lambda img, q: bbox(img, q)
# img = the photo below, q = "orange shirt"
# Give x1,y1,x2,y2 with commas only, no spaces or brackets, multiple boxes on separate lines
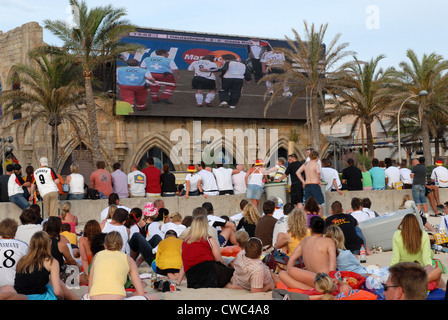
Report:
90,169,113,196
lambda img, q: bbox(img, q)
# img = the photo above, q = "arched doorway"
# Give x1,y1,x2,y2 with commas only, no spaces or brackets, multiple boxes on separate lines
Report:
139,147,176,171
60,143,95,182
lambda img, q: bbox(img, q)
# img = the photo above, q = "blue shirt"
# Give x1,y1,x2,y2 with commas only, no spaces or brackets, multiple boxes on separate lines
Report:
368,167,385,189
142,56,173,74
117,66,149,86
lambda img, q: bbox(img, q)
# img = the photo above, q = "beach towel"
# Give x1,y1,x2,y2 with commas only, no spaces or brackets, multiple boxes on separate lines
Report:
329,271,365,290
432,258,447,274
335,289,378,300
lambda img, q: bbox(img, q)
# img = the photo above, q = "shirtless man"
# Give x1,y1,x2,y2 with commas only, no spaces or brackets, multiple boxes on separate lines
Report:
278,216,337,290
297,150,325,215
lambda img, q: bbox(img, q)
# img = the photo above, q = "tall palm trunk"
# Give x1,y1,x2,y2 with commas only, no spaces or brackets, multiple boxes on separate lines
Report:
84,73,101,163
420,107,432,164
310,94,321,152
365,121,375,158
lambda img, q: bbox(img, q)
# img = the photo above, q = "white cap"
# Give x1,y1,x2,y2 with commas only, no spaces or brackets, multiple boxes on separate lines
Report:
40,157,49,166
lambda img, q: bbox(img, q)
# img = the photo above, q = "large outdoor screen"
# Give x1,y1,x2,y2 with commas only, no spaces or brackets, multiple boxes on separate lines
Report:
114,28,307,120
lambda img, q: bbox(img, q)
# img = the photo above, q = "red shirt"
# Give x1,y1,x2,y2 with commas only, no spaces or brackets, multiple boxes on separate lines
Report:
142,166,161,193
181,238,215,272
90,169,113,196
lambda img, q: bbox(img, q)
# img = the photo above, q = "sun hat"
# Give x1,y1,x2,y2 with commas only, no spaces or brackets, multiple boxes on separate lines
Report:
143,202,158,217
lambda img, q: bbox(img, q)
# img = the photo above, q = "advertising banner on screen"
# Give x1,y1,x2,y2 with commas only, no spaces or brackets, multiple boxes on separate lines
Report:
114,28,307,120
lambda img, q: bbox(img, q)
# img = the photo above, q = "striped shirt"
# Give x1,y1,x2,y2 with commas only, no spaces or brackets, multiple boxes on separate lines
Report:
230,250,272,290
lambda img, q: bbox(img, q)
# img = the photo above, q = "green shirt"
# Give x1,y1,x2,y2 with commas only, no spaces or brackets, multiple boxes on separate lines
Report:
390,230,432,266
361,171,372,187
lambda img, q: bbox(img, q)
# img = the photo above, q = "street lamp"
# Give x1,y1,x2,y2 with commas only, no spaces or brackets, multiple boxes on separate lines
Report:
397,90,429,165
1,136,14,175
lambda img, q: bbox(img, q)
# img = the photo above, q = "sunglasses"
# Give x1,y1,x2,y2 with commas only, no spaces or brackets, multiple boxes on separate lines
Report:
382,284,399,291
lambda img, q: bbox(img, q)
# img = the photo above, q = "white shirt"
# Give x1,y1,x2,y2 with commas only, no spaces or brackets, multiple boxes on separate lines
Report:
188,60,218,80
321,167,342,191
146,221,164,241
128,170,146,197
385,166,401,188
102,222,130,254
350,210,371,223
185,173,201,192
7,173,24,196
197,170,219,195
272,215,288,247
222,61,247,79
15,224,43,246
362,208,378,219
260,51,285,68
0,239,29,287
212,167,234,191
160,222,186,238
232,171,247,194
431,166,448,188
400,168,413,184
33,167,59,197
68,173,84,194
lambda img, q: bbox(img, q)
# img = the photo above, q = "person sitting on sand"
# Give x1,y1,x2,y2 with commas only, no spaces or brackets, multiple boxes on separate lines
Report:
154,229,183,280
88,231,158,300
226,237,275,293
278,216,337,290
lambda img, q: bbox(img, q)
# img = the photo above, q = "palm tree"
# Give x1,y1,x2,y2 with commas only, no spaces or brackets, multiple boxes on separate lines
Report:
389,49,448,164
0,49,86,169
44,0,136,163
324,54,395,158
264,21,354,153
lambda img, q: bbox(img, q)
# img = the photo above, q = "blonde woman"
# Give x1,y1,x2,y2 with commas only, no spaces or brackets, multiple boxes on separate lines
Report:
14,231,78,300
60,201,78,233
236,203,260,237
177,215,228,288
65,163,85,200
274,207,310,256
88,231,156,300
358,162,372,191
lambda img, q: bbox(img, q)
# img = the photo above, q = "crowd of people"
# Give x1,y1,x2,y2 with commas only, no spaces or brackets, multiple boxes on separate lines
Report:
0,186,445,301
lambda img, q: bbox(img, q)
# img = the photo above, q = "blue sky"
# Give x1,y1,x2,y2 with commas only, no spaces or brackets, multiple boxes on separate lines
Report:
1,0,447,69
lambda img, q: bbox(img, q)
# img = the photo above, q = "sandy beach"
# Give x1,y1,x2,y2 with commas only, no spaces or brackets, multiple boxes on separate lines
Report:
70,215,448,301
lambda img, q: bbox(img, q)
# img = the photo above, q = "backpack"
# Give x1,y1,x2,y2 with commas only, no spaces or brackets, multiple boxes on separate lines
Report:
86,188,100,200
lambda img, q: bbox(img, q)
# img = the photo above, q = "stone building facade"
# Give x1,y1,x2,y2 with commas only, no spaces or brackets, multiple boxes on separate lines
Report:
0,22,312,181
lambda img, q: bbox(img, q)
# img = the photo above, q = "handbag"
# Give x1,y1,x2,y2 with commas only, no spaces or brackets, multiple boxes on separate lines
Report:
62,183,69,193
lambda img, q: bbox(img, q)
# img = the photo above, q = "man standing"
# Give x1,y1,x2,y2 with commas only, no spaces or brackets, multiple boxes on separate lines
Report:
411,157,429,218
296,150,324,215
31,157,60,217
116,58,158,111
218,54,252,109
277,154,304,208
187,54,219,107
90,160,113,199
341,158,363,191
127,163,146,198
111,162,129,199
141,49,180,104
142,158,161,197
